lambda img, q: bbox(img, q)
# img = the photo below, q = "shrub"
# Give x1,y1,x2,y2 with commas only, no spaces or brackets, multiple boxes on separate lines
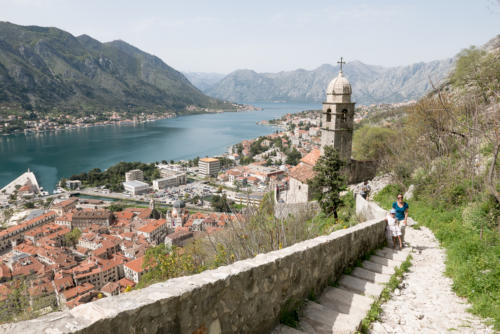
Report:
352,125,397,165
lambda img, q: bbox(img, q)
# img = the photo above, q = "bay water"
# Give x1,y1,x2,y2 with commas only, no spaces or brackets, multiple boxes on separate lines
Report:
0,103,319,192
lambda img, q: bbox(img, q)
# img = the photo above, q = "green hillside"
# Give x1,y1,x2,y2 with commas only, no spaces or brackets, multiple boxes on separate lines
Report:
0,22,234,117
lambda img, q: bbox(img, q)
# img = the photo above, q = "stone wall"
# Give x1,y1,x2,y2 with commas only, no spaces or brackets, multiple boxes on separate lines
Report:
284,177,311,204
349,159,377,184
273,201,319,220
355,194,387,222
2,218,386,334
355,194,396,247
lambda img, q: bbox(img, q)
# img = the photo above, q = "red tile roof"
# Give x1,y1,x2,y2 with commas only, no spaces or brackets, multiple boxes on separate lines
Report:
101,281,120,294
124,256,145,273
54,276,74,292
114,211,134,220
53,198,78,208
0,211,56,239
137,219,167,234
300,148,321,166
62,282,95,301
0,264,12,280
289,163,316,184
118,277,135,289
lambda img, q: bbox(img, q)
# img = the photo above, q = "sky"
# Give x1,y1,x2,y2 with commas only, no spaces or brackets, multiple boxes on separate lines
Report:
1,0,499,73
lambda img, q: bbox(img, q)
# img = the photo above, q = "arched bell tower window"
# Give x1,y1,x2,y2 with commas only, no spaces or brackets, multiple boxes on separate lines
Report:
326,109,331,122
341,109,348,122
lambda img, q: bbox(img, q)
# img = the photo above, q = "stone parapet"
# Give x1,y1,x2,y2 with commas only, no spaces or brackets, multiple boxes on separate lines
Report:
1,218,386,334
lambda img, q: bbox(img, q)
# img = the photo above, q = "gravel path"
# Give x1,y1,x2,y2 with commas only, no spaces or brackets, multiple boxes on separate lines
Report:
370,225,495,334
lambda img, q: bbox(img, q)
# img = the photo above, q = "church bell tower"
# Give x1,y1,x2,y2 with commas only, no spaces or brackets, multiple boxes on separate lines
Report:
320,57,355,161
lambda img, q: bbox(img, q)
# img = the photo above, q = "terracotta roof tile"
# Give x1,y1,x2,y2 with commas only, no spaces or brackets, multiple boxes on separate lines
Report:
289,163,316,183
300,149,321,166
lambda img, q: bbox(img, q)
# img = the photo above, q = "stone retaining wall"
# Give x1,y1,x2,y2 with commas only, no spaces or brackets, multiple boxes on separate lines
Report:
1,218,386,334
355,194,394,246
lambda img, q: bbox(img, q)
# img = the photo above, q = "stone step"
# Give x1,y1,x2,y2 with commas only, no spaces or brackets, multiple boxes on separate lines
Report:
318,287,372,315
297,320,318,334
338,275,384,298
376,247,410,261
301,301,362,334
272,324,306,334
368,255,402,267
351,267,391,284
361,260,395,275
271,245,410,334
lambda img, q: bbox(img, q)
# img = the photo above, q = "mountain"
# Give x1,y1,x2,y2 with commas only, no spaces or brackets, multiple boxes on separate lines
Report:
0,22,232,115
183,72,225,91
200,59,455,105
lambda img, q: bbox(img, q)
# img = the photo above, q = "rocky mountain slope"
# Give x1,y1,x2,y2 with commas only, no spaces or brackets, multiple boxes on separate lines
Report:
0,22,232,115
201,59,454,105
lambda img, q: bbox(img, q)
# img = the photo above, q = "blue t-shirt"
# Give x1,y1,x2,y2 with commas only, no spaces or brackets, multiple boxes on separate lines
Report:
392,201,408,221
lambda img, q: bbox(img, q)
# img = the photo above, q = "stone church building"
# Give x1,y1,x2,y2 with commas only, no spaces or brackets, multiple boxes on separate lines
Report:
283,62,376,204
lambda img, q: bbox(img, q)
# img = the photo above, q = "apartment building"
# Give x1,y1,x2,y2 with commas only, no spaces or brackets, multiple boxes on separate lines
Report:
125,169,144,182
198,158,220,177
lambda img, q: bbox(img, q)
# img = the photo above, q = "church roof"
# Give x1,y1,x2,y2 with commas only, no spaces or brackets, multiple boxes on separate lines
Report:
326,71,352,96
300,149,321,167
289,163,316,184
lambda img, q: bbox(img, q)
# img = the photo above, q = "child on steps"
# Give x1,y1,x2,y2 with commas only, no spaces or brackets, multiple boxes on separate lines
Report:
386,208,402,249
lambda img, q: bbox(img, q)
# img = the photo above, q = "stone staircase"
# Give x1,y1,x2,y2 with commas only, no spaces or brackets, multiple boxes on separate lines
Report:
272,247,411,334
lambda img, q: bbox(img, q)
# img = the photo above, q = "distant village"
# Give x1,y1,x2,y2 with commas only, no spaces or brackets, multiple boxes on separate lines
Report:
0,102,258,135
0,110,176,135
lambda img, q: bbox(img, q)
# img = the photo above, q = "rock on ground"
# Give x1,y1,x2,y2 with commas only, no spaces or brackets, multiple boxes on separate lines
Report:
370,225,495,334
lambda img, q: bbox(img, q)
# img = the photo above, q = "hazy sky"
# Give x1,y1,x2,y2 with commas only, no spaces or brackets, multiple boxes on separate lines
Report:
1,0,499,73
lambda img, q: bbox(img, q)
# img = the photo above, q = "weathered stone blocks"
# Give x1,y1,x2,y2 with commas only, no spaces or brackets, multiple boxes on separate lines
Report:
1,218,385,334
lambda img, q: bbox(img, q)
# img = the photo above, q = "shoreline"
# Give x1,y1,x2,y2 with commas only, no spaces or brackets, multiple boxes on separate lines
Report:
0,114,176,138
0,104,261,138
1,102,315,192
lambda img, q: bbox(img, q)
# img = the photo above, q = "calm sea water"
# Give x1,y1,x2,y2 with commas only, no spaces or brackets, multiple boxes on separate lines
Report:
0,103,319,192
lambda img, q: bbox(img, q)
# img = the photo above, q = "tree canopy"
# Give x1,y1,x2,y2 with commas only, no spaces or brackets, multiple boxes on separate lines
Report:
309,145,346,218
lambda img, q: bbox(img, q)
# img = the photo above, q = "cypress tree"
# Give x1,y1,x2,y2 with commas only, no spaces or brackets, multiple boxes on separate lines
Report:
309,145,347,219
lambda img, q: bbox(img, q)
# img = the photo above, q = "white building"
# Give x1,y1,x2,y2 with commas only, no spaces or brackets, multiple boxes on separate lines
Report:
124,256,151,283
123,180,150,195
65,180,82,190
125,169,144,182
198,158,220,177
137,219,168,244
152,173,186,190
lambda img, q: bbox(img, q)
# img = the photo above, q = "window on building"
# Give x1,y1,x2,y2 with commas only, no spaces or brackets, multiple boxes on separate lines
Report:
341,109,348,122
326,109,331,122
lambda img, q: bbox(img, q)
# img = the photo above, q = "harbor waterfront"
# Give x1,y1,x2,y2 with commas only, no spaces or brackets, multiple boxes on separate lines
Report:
0,103,318,192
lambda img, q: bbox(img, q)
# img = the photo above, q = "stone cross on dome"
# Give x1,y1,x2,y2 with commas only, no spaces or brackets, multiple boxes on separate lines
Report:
337,57,346,73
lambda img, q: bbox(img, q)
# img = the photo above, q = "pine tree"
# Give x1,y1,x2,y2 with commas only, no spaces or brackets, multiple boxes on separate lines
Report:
309,145,346,219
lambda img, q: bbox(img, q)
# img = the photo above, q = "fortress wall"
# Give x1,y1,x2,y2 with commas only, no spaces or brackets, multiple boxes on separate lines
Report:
349,159,377,184
2,217,386,334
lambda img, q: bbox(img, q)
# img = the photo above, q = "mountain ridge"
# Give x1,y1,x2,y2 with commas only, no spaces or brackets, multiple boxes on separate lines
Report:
0,21,232,116
194,58,455,105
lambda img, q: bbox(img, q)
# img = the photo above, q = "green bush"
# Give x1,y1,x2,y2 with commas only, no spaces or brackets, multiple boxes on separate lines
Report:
352,125,397,163
373,184,404,209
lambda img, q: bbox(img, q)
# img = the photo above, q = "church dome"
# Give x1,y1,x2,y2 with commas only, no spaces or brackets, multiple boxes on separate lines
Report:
326,71,352,96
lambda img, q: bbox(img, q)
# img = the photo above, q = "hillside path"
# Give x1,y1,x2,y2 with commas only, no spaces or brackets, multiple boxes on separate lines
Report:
370,225,495,334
